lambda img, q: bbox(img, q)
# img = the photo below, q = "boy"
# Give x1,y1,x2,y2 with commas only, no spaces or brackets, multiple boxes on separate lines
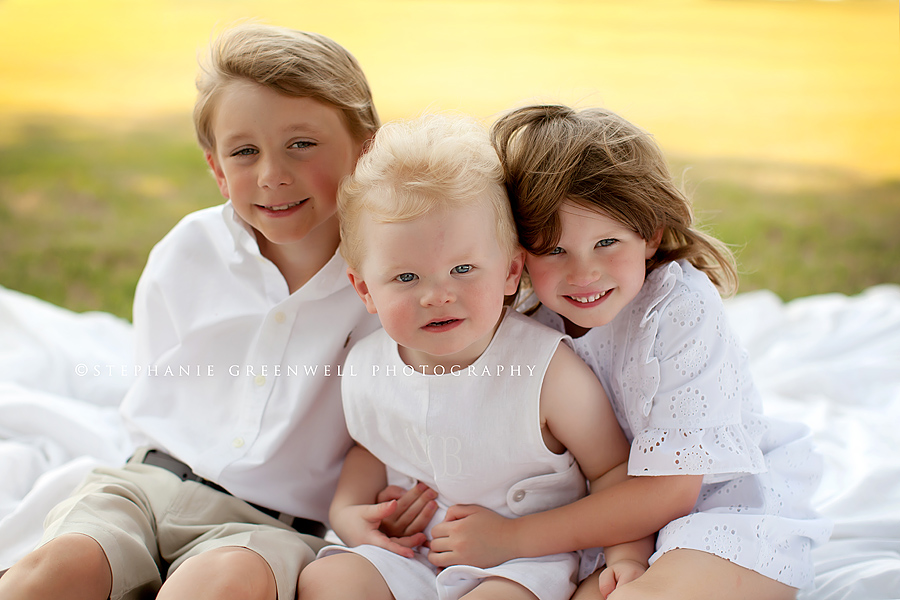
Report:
296,114,653,600
0,23,384,600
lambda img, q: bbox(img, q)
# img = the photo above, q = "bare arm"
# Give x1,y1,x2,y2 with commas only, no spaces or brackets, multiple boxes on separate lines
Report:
428,343,702,568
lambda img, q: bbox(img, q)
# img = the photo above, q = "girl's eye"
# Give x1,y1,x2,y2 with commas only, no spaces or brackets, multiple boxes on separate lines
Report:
231,147,257,157
396,273,417,283
290,141,315,149
548,247,565,255
452,264,473,274
596,238,617,248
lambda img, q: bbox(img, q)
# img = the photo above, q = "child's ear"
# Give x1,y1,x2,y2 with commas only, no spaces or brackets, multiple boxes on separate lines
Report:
352,132,376,162
205,151,230,199
504,249,526,296
347,268,378,315
646,227,664,259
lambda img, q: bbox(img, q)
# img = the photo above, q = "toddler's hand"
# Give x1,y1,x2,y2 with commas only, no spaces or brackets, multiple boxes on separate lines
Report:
376,482,438,539
335,500,427,559
427,504,517,569
597,559,647,598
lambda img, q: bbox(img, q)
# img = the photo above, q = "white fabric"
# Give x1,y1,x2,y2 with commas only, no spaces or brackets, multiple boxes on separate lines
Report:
534,261,832,589
117,202,380,523
0,281,898,599
325,310,582,600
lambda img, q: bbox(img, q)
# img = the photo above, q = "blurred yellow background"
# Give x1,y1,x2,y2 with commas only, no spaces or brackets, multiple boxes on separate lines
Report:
1,0,898,179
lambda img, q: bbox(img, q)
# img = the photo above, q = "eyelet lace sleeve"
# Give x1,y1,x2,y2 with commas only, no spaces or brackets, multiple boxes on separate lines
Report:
623,262,767,482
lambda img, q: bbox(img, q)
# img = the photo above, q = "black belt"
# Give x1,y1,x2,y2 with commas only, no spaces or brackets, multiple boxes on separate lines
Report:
141,449,326,538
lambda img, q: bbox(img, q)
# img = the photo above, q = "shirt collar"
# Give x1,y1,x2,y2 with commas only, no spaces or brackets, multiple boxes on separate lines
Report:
222,201,262,258
220,200,352,301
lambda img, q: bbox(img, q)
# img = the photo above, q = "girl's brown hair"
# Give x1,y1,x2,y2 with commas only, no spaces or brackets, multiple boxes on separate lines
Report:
491,104,738,296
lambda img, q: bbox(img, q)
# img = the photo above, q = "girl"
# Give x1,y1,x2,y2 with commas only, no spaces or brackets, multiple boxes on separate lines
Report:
426,105,831,599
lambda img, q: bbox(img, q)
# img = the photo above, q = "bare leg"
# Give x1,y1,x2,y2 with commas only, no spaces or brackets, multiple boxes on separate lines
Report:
0,533,112,600
157,546,277,600
297,553,394,600
572,549,797,600
461,576,539,600
571,569,602,600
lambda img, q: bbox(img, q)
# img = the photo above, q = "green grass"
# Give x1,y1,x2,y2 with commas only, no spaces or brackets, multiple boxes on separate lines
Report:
681,160,900,300
0,117,220,319
2,117,898,321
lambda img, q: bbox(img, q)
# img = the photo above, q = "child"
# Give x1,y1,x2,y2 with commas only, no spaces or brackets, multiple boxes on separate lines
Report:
0,24,384,600
425,104,833,599
296,114,655,600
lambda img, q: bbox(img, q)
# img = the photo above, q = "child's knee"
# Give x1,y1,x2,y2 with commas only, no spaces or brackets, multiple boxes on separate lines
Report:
297,554,351,596
0,533,112,598
169,547,275,600
296,556,331,596
297,553,390,600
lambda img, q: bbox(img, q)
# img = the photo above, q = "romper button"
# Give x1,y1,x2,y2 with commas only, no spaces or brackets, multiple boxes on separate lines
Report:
512,490,526,502
274,312,286,324
232,437,244,448
254,375,266,386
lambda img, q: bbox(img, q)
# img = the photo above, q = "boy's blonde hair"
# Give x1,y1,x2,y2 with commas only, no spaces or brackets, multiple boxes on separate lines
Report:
194,23,380,150
339,113,519,272
491,104,738,296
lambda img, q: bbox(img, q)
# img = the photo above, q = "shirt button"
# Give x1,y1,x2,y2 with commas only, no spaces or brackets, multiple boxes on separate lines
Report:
512,490,526,502
274,312,286,324
254,375,266,387
232,437,245,448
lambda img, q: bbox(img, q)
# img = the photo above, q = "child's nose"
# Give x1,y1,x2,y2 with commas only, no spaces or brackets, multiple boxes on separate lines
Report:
420,281,455,307
258,155,293,188
566,258,600,287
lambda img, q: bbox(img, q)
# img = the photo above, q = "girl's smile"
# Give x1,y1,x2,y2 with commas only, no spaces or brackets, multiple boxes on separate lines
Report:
564,289,612,306
525,200,660,331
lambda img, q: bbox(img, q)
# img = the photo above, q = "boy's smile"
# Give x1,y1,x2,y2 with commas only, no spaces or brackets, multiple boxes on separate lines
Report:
259,199,306,213
205,80,365,266
347,201,523,372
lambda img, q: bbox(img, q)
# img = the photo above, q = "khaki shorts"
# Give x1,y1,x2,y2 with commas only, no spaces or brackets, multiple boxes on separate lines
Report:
41,448,328,600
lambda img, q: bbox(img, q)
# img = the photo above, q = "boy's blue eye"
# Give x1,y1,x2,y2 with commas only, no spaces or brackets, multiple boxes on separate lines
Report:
231,148,257,157
290,141,315,149
548,247,564,255
596,239,617,248
396,273,417,283
452,264,473,274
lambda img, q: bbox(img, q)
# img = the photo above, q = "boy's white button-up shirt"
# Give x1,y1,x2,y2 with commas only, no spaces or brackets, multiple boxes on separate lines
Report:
119,202,380,523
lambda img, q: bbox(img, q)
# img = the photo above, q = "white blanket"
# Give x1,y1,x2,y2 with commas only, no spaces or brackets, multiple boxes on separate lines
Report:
1,284,898,598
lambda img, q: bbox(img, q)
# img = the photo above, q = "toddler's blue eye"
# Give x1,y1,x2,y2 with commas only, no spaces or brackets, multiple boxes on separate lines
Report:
549,247,564,255
452,265,473,274
396,273,417,283
597,239,617,248
290,141,315,149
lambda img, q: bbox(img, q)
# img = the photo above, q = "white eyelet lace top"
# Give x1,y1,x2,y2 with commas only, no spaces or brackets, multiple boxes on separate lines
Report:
533,260,832,588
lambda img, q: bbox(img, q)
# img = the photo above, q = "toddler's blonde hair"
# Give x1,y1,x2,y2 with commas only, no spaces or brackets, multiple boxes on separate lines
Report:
339,113,519,272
